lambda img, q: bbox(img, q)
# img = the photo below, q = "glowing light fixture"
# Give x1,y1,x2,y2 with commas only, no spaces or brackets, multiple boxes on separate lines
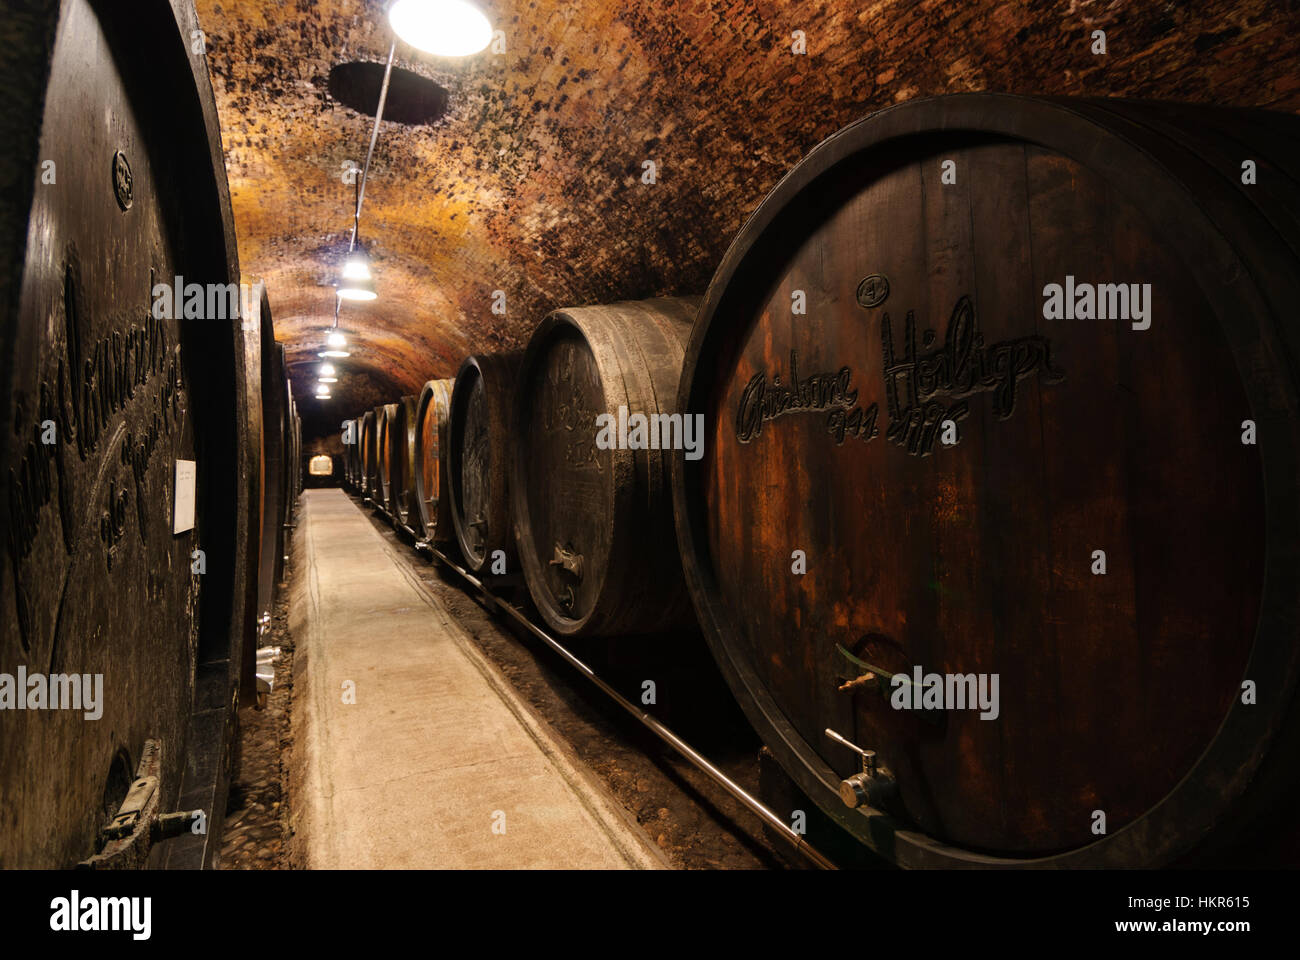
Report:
337,249,377,302
319,363,337,376
389,0,493,57
321,331,350,358
319,377,338,384
316,385,332,398
341,254,371,282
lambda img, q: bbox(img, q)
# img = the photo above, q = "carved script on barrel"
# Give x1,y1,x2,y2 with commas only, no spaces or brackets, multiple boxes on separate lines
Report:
882,295,1062,455
734,295,1063,457
735,353,876,445
539,342,604,473
6,262,185,650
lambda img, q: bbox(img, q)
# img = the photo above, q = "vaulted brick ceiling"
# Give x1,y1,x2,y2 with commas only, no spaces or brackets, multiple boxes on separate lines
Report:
194,0,1300,444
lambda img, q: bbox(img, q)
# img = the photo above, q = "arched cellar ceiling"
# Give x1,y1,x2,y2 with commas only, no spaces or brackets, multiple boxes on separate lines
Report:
196,0,1300,439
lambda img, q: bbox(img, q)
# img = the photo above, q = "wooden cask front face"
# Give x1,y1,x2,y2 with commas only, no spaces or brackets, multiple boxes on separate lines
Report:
449,354,521,571
375,402,397,511
0,0,246,867
251,289,286,693
344,417,359,488
353,416,365,490
674,96,1300,865
284,383,298,521
414,379,454,543
240,287,266,705
360,410,376,497
391,394,417,526
513,298,700,636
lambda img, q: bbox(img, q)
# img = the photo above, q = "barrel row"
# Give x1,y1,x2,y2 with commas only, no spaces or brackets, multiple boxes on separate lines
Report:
341,94,1300,869
343,296,700,646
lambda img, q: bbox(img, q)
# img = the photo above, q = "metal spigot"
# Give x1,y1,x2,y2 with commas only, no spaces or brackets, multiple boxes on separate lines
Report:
825,728,880,809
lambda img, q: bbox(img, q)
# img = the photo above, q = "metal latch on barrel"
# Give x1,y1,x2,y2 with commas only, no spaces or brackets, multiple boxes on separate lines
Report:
549,542,584,611
79,739,206,869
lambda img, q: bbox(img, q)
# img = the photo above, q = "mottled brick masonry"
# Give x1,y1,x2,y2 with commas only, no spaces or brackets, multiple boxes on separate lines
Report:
195,0,1300,439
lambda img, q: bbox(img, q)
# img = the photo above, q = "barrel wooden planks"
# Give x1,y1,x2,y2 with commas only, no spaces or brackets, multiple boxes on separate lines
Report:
237,291,264,708
672,94,1300,867
448,354,523,572
354,416,365,492
360,409,378,500
256,321,285,641
0,0,250,867
513,299,701,636
341,421,352,488
347,416,363,491
242,284,286,697
345,417,356,490
282,388,299,532
288,398,301,509
271,344,291,587
413,379,455,545
375,402,398,516
389,394,419,530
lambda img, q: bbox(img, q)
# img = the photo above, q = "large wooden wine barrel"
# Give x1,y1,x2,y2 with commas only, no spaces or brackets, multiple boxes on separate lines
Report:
242,284,285,697
353,416,365,493
288,397,301,510
257,327,285,644
282,387,297,533
340,422,351,488
0,0,249,868
413,379,455,544
448,354,522,572
671,94,1300,867
360,409,378,500
270,344,291,586
389,394,419,531
346,416,363,491
512,299,701,636
237,291,264,707
344,417,355,490
375,402,398,516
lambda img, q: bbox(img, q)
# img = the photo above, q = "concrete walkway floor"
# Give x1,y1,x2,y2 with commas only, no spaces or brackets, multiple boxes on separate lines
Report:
287,488,666,870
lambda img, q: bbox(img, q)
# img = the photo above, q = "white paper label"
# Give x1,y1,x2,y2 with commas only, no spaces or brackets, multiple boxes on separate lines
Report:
174,459,196,534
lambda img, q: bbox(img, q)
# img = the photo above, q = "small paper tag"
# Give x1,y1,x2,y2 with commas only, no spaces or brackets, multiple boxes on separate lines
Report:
174,459,196,534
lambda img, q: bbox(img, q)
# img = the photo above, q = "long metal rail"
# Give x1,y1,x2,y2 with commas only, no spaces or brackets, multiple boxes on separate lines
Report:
398,531,838,871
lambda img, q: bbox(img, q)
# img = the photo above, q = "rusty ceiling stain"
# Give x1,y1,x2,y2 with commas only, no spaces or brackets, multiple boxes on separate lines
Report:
194,0,1300,443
